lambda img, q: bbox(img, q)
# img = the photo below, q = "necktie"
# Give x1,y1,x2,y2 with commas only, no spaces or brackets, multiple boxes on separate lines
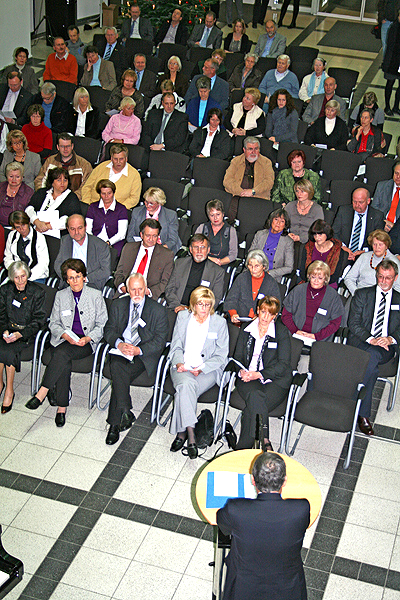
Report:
130,303,141,346
200,27,210,48
137,249,148,275
17,236,30,265
130,19,136,37
387,187,400,224
350,213,363,253
104,44,112,60
155,113,168,144
136,70,142,88
373,291,387,338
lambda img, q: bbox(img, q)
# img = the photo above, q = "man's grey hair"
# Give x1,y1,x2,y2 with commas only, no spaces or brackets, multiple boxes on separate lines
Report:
243,136,260,149
244,52,259,63
278,54,290,65
126,273,147,288
377,259,399,278
104,26,118,34
41,82,56,95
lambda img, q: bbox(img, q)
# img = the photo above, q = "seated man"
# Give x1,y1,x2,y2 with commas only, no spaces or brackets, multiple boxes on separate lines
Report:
54,214,111,291
371,160,400,232
81,143,141,208
104,272,168,445
223,136,275,221
31,82,71,134
0,71,32,126
259,54,299,107
120,4,154,43
94,27,128,82
187,11,222,50
254,20,286,58
43,36,78,84
165,233,225,311
302,76,346,124
348,259,400,436
66,25,86,66
133,53,157,99
114,218,174,300
80,45,117,91
217,452,310,600
154,8,189,47
34,132,92,201
185,58,229,110
140,92,189,154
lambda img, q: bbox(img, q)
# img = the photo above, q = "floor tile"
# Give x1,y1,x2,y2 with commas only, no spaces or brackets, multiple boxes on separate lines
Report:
336,522,395,568
132,440,187,479
323,573,384,600
3,573,32,600
184,539,214,582
1,527,56,575
0,436,18,464
48,583,111,600
114,467,175,509
1,441,61,479
44,452,107,490
383,590,400,599
22,416,81,451
134,528,199,573
0,487,30,525
0,410,41,441
161,480,202,521
113,561,182,600
10,496,76,538
172,574,212,600
362,439,400,472
346,492,400,534
355,464,400,502
83,513,149,559
65,426,121,462
389,536,400,572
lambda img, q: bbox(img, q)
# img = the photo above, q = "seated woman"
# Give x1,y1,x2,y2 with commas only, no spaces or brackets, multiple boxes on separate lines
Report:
25,258,108,426
285,179,324,244
4,211,49,282
25,167,81,237
69,87,100,139
224,87,265,137
233,295,292,450
189,108,234,161
0,162,33,228
347,108,386,157
195,199,238,266
265,89,299,144
228,53,263,93
225,249,281,323
2,47,39,95
0,130,41,189
127,186,181,254
298,58,327,103
169,286,229,459
157,55,189,98
0,261,46,413
145,79,185,118
186,76,222,132
298,219,347,288
224,19,252,54
344,229,400,295
282,260,344,342
249,208,294,281
21,105,53,160
271,149,322,205
105,69,145,119
349,91,385,131
86,179,128,256
304,100,349,151
102,97,141,146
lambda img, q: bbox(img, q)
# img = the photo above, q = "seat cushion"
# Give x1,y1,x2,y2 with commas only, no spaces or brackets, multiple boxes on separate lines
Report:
294,390,357,432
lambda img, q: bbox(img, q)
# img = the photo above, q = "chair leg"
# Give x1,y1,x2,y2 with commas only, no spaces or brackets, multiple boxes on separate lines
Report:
387,365,400,412
343,398,362,469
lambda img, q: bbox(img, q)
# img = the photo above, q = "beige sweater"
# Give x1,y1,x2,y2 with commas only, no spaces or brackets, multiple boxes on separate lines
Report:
81,161,142,208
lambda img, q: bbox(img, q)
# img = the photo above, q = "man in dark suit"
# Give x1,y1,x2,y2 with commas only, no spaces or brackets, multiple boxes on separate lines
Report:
120,4,154,43
185,59,229,110
348,259,400,435
333,187,385,262
54,214,111,291
114,218,174,300
371,161,400,232
302,77,346,124
94,27,128,81
165,233,225,311
133,54,157,99
104,272,169,444
0,71,32,126
154,8,189,47
141,92,189,153
31,82,71,134
187,11,222,50
217,452,310,600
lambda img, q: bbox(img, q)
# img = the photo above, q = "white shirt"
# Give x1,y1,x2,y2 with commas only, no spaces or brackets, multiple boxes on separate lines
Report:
107,161,128,183
75,106,92,137
369,286,393,341
55,50,69,60
183,313,210,370
130,17,141,39
245,318,276,374
325,116,336,136
72,234,89,265
201,124,219,157
2,88,20,113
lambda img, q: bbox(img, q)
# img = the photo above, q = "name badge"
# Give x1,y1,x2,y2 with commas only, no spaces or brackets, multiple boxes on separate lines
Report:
317,307,327,316
268,342,277,348
201,280,210,287
257,293,265,300
12,300,21,308
208,331,217,339
391,305,400,311
62,310,72,317
138,318,146,327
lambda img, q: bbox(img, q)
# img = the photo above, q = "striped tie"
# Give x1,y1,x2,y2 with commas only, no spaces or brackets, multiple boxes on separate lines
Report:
350,213,363,253
373,292,387,338
104,44,112,60
130,303,141,346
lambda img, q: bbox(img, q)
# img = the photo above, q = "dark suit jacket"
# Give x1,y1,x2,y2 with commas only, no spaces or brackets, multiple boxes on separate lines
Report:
68,105,100,139
0,84,33,126
187,24,223,49
224,270,282,316
95,38,128,81
114,241,174,299
332,205,385,249
217,493,310,600
104,295,169,377
154,21,189,46
165,255,225,308
228,64,263,93
54,233,111,291
157,71,189,98
348,285,400,347
31,93,71,134
185,74,229,110
140,108,189,153
136,69,157,99
186,96,222,128
189,126,234,160
126,205,181,254
371,179,396,218
120,17,154,42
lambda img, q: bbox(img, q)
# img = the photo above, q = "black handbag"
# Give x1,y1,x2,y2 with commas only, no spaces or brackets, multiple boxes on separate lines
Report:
194,409,214,448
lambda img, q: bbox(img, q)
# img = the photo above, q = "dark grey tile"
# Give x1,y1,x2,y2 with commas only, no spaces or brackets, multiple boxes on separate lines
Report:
104,498,135,519
337,459,362,477
352,436,369,450
0,469,19,487
90,477,121,497
340,445,365,463
330,472,357,491
118,436,146,454
80,492,110,512
70,507,100,528
386,570,400,591
130,424,153,441
109,449,137,468
100,463,129,482
12,474,41,494
58,523,91,545
310,533,340,555
325,486,353,507
57,486,86,506
176,518,206,539
18,575,59,599
202,524,216,542
48,539,81,562
304,566,329,591
394,428,400,442
153,510,182,532
34,481,64,500
305,549,334,572
307,589,324,600
374,424,396,439
315,516,344,538
134,412,154,428
35,557,69,581
320,500,349,522
128,504,158,525
359,563,387,587
301,548,308,562
332,556,361,579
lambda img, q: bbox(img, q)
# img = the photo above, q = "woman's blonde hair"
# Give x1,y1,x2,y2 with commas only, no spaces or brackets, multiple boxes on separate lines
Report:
168,55,182,71
367,229,392,248
294,178,315,200
143,186,166,206
325,99,341,116
189,286,216,314
307,260,331,285
6,130,28,153
119,96,136,111
244,87,261,105
73,87,92,110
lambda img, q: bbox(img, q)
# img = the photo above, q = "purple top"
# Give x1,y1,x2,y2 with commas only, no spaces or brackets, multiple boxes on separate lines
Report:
86,200,129,255
0,181,33,227
263,230,282,270
72,290,84,337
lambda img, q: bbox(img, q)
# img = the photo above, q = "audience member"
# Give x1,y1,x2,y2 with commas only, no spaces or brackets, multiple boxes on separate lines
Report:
285,179,324,243
0,71,32,126
157,56,189,98
66,25,86,66
265,89,298,143
140,93,189,153
102,97,141,145
106,69,145,119
186,76,222,131
0,162,33,227
154,8,189,47
31,82,71,133
43,36,78,84
0,130,41,189
382,10,400,116
224,87,266,137
120,4,154,43
349,91,385,130
298,57,327,103
249,208,294,280
347,108,386,157
254,20,286,58
2,47,39,95
69,87,100,139
132,54,157,99
271,149,321,204
259,55,299,106
94,26,128,81
228,53,263,92
372,160,400,232
195,199,238,266
224,19,251,53
302,77,346,124
145,79,186,118
21,105,53,159
304,100,349,150
86,179,129,256
4,211,49,282
185,59,229,110
197,49,227,80
187,11,222,50
80,45,117,90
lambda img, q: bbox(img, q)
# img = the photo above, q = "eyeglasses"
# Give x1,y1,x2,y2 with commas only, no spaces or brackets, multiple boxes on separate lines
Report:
67,274,83,282
196,302,211,308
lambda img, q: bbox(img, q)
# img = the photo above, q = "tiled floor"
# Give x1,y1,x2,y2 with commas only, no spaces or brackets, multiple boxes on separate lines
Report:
2,11,400,600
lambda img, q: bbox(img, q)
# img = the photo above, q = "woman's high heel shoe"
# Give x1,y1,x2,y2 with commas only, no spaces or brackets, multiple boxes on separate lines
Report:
1,393,15,414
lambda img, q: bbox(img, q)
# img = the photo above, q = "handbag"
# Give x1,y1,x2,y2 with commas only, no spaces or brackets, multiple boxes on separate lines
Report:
371,23,381,39
194,408,214,448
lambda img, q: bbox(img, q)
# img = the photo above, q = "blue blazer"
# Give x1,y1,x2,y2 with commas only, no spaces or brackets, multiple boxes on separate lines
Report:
185,75,229,110
186,96,222,128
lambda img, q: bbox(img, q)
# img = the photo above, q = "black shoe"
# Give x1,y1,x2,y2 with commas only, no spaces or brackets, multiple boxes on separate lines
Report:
106,425,120,445
47,387,57,406
1,393,14,414
288,22,297,28
187,442,198,459
278,20,283,27
25,396,43,410
120,411,135,432
55,412,66,427
170,434,187,452
393,107,400,115
385,107,394,116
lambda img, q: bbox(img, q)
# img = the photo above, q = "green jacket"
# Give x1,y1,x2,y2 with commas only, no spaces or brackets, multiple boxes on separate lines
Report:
271,168,322,204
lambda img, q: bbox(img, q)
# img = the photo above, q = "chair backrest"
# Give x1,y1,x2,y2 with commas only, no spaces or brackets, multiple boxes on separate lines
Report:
180,60,195,81
48,80,76,103
327,67,359,102
146,55,163,75
192,157,230,190
290,61,312,87
320,150,363,183
328,180,373,214
365,156,395,190
290,335,303,371
142,178,185,211
187,187,232,227
256,57,276,77
88,87,112,113
236,197,275,244
228,321,240,355
36,283,58,318
224,52,244,79
158,43,187,69
125,38,153,64
92,33,104,48
230,88,244,108
148,150,190,182
383,132,392,154
276,142,317,170
45,236,61,279
297,120,308,143
288,45,318,64
309,341,370,398
105,142,147,171
72,136,102,167
188,46,212,64
79,200,88,218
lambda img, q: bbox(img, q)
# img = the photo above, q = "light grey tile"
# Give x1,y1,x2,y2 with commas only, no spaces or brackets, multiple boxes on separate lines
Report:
115,467,175,509
383,590,400,600
22,416,81,451
11,496,76,538
132,441,187,480
347,492,400,534
0,410,41,441
2,527,55,574
3,573,32,600
113,561,181,600
389,534,400,572
44,452,107,490
0,436,18,464
288,448,338,487
323,574,383,600
336,522,395,568
65,426,121,462
0,488,31,525
363,440,400,473
172,574,212,600
355,464,400,503
49,583,111,600
134,528,198,573
184,539,214,582
83,513,149,559
1,441,61,479
161,480,201,521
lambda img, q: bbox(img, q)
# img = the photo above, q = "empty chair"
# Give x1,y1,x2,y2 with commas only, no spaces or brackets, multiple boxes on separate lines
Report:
328,67,359,107
319,149,363,183
48,80,76,103
236,197,275,245
142,178,185,212
147,150,190,182
158,43,187,68
192,157,230,190
364,156,395,189
224,52,245,79
72,136,102,166
105,142,147,171
291,61,315,86
328,180,373,214
276,142,317,170
378,355,400,412
297,119,308,142
125,38,153,64
146,55,163,75
188,46,213,64
88,87,112,113
288,46,319,64
185,187,232,230
256,57,276,77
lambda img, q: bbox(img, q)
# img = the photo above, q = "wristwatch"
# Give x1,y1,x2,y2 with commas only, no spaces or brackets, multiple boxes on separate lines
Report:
252,189,255,196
